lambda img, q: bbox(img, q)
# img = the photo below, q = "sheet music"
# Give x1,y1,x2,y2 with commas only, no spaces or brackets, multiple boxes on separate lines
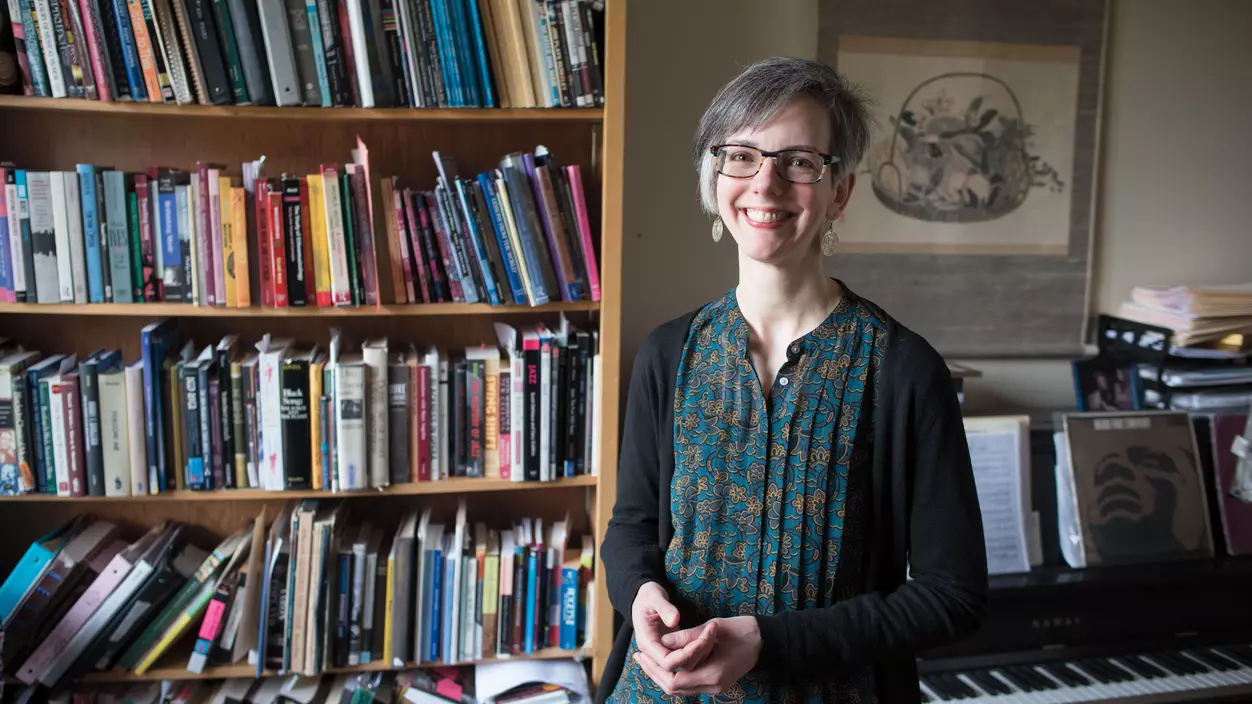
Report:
965,418,1032,575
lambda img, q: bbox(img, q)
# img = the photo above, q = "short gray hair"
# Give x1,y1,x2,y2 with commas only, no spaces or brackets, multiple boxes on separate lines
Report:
693,57,873,215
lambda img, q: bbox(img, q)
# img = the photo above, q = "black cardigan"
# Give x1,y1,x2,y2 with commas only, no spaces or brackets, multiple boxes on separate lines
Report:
596,302,989,703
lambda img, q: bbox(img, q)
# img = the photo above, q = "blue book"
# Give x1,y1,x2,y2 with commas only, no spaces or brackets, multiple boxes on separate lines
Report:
430,0,462,107
453,180,501,305
0,518,78,623
15,171,36,302
446,0,477,106
498,166,550,305
0,181,11,300
442,546,455,661
524,547,538,653
141,319,180,493
559,564,578,650
463,0,493,107
430,542,442,661
476,173,526,305
25,354,64,494
16,0,49,96
77,165,107,303
304,0,331,106
107,0,147,100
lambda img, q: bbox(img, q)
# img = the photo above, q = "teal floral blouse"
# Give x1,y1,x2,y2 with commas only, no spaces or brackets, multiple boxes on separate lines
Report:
608,287,888,704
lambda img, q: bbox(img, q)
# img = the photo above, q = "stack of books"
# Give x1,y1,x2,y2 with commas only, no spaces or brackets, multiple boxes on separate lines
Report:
0,499,594,690
0,143,599,308
0,316,601,497
1117,283,1252,350
7,0,604,108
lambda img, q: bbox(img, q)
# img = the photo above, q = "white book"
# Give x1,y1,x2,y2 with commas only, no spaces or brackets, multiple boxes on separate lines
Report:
188,178,203,306
45,375,69,496
493,324,525,483
208,169,226,307
63,174,87,303
448,499,466,663
32,0,66,97
124,361,148,495
422,347,441,482
48,174,74,303
520,0,553,107
343,0,374,107
4,180,24,298
175,185,192,303
362,338,389,488
257,340,290,490
321,170,351,306
334,353,368,490
99,370,130,497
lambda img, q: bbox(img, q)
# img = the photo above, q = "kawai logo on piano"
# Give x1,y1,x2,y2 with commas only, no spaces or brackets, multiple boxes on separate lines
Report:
1031,616,1081,629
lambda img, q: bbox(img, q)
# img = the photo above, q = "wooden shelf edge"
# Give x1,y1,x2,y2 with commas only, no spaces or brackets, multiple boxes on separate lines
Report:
0,475,598,502
0,301,600,317
0,95,603,122
80,647,588,683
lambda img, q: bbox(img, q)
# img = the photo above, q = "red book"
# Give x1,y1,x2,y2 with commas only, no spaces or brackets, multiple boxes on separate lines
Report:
299,178,318,306
256,179,273,308
416,364,430,481
268,191,287,308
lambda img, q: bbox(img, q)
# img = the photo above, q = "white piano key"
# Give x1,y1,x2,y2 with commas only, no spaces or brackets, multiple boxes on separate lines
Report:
919,679,945,703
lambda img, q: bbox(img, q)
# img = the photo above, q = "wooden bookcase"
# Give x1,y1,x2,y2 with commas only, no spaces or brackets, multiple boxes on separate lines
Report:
0,0,624,690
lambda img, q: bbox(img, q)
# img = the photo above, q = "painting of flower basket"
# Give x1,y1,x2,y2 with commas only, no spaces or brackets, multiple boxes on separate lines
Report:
870,73,1065,224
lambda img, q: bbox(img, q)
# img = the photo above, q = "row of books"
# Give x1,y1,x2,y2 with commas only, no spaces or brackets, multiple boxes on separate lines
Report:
0,316,601,497
0,499,594,690
24,665,584,704
6,0,605,108
0,143,599,308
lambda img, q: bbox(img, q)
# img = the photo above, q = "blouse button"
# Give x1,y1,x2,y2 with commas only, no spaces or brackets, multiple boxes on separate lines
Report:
778,377,789,387
789,344,801,356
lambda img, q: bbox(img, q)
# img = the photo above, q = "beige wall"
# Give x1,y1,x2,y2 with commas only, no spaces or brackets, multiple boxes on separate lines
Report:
620,0,1252,413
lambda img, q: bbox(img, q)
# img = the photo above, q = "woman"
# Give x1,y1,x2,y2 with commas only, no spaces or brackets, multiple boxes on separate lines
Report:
598,57,988,703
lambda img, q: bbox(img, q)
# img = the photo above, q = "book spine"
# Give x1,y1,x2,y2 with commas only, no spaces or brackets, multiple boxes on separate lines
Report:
281,178,306,306
207,373,224,488
416,362,429,481
268,189,287,307
80,361,104,495
209,0,248,102
387,362,408,485
280,358,311,489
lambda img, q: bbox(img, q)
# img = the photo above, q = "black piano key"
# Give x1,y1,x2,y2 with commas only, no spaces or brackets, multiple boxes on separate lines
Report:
1042,661,1084,686
1058,662,1094,685
1186,648,1238,671
922,676,958,701
1100,658,1138,682
1154,651,1201,675
1019,665,1060,690
940,673,976,699
969,669,1011,695
1120,655,1166,679
1169,650,1211,674
1216,645,1252,667
1074,660,1115,684
1203,648,1245,670
997,667,1039,692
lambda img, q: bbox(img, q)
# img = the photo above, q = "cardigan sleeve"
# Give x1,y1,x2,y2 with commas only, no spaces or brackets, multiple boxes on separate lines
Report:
600,331,671,617
752,348,989,677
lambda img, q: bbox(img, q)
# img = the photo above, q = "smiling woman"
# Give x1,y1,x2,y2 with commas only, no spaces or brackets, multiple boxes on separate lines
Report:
597,57,990,704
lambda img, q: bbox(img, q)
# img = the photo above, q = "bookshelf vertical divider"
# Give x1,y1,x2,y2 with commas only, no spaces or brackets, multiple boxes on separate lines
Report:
0,0,625,691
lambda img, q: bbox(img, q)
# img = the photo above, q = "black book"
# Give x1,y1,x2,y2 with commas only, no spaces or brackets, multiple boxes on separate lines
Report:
280,352,313,490
453,358,467,477
313,0,349,105
225,0,273,105
282,177,308,307
216,336,238,488
182,358,206,490
78,351,105,496
184,0,234,104
388,360,409,486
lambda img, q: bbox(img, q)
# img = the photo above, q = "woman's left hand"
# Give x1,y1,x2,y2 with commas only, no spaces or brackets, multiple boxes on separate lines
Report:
632,615,762,696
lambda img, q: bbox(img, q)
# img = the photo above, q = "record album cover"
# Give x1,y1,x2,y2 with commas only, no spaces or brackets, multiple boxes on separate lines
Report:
1063,411,1214,566
1209,413,1252,556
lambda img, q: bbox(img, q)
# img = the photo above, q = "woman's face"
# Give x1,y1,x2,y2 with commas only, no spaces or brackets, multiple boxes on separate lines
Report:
715,96,853,266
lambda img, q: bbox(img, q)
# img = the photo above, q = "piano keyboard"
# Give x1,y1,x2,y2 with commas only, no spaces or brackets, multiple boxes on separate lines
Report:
919,644,1252,703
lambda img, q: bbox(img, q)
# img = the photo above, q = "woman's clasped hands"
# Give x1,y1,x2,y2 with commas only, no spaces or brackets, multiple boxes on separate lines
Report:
630,581,763,697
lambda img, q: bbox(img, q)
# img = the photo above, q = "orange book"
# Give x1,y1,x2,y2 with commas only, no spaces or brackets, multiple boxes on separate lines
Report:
124,0,163,102
220,176,237,308
230,187,250,307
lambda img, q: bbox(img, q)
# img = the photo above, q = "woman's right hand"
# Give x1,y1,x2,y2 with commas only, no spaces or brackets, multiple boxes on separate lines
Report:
632,581,681,665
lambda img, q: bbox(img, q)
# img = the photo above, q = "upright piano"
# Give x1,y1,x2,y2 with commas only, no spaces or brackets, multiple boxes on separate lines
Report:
913,417,1252,703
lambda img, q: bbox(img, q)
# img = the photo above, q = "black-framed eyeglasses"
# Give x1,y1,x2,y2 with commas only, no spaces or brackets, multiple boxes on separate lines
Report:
710,144,840,184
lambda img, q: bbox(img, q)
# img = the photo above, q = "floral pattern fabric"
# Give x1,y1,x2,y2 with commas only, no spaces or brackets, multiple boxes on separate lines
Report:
609,287,888,703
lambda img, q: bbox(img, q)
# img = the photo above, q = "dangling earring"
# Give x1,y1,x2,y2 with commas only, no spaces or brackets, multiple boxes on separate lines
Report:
821,221,839,256
711,217,724,243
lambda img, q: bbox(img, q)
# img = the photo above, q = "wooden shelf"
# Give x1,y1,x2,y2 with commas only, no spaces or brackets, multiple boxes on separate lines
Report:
81,647,586,683
0,301,600,317
0,95,603,122
0,475,597,502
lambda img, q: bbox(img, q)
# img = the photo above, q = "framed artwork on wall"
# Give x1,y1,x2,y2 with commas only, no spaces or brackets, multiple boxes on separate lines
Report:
820,0,1108,357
